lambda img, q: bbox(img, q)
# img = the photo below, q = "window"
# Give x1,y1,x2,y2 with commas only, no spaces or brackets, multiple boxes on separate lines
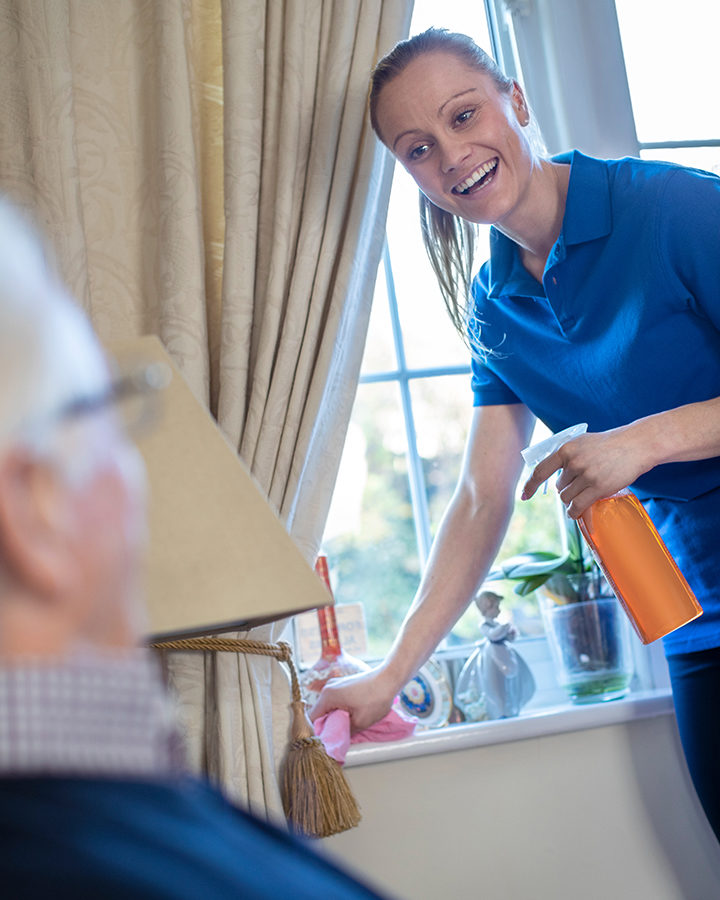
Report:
615,0,720,173
319,0,560,662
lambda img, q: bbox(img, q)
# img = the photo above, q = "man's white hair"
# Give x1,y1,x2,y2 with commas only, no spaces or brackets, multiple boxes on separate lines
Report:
0,199,112,480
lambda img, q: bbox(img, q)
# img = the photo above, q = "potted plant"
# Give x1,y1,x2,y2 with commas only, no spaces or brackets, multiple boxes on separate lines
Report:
487,508,635,704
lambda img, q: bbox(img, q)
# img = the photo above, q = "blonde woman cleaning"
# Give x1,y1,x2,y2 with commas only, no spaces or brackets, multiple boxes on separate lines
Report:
311,29,720,842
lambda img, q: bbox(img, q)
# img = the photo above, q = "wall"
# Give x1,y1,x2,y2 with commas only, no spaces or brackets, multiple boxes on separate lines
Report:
323,714,720,899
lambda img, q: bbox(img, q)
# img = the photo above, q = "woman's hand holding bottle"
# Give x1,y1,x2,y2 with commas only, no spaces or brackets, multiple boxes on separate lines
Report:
521,425,652,516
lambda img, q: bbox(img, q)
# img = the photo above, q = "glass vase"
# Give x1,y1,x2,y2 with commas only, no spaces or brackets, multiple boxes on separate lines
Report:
538,573,635,704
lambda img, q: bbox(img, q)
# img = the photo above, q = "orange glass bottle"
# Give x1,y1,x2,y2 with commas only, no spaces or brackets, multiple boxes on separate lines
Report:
577,488,702,644
298,556,368,706
522,424,703,645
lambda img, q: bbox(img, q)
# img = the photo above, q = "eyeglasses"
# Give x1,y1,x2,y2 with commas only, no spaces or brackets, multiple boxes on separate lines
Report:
44,361,172,441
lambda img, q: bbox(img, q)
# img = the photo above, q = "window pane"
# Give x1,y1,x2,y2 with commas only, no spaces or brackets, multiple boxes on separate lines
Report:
615,0,720,142
386,167,478,370
323,382,420,659
411,0,491,45
361,262,396,375
640,146,720,176
410,374,472,537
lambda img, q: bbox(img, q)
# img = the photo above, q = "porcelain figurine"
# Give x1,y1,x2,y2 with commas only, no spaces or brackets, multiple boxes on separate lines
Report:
454,590,535,721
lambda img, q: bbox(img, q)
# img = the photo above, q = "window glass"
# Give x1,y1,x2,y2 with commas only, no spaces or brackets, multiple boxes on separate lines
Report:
322,381,421,660
410,0,492,43
640,146,720,176
615,0,720,143
409,373,471,536
362,265,397,374
387,167,479,371
447,418,562,643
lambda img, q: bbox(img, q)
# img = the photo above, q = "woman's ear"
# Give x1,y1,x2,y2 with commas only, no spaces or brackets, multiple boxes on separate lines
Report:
0,450,76,598
510,80,530,126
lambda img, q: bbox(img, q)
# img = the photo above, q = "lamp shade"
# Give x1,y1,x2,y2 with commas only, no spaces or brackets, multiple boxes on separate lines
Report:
107,335,331,639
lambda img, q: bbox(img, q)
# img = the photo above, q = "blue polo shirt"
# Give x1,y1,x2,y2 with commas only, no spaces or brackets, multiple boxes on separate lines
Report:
470,151,720,655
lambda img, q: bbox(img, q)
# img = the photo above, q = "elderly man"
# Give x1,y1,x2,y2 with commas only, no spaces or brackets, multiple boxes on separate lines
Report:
0,200,385,899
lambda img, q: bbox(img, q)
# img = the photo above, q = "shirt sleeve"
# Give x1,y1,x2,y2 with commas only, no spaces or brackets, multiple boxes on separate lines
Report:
658,165,720,330
468,266,522,407
470,353,521,406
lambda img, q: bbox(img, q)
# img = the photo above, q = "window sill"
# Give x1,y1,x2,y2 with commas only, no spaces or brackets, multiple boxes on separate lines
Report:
344,688,674,768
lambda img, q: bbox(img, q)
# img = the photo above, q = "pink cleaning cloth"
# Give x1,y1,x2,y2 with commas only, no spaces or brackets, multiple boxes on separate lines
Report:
313,708,417,765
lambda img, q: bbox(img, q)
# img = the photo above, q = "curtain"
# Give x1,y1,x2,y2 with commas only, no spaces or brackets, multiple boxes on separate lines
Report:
0,0,412,820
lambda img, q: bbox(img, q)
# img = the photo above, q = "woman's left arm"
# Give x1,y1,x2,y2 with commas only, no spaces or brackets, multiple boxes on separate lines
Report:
522,397,720,517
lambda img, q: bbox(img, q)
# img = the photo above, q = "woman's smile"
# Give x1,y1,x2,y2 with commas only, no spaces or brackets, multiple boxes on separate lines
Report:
452,157,499,195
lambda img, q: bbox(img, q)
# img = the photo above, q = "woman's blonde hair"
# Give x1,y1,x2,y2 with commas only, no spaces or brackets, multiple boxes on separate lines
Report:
370,29,515,348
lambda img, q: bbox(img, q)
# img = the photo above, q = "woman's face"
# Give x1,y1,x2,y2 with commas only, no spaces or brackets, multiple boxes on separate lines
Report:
374,51,534,227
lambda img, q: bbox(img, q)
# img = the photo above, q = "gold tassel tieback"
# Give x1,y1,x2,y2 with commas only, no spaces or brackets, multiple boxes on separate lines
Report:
150,636,361,839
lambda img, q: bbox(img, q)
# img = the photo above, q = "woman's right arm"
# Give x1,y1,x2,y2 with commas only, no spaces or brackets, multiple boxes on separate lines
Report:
309,402,536,732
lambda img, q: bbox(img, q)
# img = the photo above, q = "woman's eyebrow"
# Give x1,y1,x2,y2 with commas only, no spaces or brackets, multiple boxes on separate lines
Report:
392,128,422,151
437,87,478,116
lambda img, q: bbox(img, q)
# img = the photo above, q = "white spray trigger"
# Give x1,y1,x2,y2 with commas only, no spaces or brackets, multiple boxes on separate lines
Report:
521,423,588,494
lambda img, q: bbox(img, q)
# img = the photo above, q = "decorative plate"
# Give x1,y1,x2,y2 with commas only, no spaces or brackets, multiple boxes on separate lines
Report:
398,657,452,729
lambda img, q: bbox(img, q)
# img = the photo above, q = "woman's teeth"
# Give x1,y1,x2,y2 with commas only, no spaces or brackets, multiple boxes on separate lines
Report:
455,158,498,194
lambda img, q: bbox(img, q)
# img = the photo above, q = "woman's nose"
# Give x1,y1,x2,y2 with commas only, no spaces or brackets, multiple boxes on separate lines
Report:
438,138,471,174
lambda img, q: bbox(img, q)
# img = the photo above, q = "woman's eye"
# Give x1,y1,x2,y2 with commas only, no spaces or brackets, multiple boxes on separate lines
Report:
408,144,430,161
455,108,474,126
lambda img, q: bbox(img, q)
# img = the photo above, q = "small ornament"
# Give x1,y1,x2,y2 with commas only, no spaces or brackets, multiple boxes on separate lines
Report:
299,556,369,707
453,653,489,723
454,590,535,721
397,657,452,730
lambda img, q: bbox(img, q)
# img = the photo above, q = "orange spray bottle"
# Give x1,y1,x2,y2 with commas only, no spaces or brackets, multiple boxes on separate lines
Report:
522,424,703,644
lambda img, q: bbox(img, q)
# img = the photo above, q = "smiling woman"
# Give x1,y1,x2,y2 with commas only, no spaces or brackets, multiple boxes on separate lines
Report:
312,20,720,847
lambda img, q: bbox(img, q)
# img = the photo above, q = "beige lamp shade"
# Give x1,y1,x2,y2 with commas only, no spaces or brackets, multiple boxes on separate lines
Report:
106,335,331,639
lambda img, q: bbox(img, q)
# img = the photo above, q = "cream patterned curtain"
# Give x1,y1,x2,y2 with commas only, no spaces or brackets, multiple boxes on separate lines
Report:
0,0,412,820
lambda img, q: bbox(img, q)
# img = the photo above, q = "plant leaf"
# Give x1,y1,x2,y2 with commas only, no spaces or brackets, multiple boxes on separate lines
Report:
563,514,585,563
514,573,553,596
491,552,575,580
487,551,562,580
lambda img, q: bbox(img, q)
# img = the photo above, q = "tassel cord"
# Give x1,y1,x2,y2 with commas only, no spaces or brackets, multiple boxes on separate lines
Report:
150,636,302,699
150,635,361,838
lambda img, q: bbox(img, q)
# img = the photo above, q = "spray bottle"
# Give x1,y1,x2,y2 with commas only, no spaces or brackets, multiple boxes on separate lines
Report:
522,424,702,644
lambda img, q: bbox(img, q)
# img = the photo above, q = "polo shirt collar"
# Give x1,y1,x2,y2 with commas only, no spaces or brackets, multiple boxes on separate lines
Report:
485,227,537,298
554,149,612,246
485,149,612,298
